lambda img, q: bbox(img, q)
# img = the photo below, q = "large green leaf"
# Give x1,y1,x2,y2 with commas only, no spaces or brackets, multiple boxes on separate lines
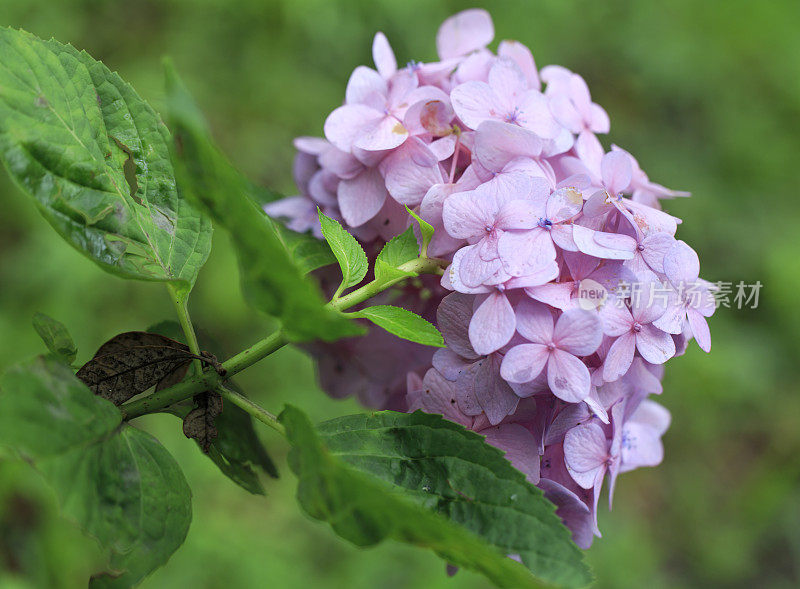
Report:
164,62,362,342
0,356,192,588
0,29,212,293
316,410,592,588
280,406,591,589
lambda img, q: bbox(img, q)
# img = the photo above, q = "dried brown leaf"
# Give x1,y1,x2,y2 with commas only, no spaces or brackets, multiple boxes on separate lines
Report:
77,332,202,405
182,392,223,452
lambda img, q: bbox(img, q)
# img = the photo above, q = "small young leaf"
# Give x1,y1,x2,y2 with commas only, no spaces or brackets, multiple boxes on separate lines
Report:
406,206,435,257
32,312,77,364
280,405,565,589
76,331,208,405
354,305,445,347
182,392,223,452
374,226,419,282
318,210,368,292
164,62,361,342
0,357,192,588
0,29,212,293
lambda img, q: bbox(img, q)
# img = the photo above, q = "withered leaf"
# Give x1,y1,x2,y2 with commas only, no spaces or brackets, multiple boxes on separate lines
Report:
77,331,209,405
182,392,223,452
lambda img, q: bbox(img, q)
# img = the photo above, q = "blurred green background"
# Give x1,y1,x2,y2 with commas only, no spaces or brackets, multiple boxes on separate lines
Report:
1,0,799,587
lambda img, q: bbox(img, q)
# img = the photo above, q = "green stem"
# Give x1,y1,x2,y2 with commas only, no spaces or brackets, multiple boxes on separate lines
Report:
122,256,447,421
328,257,446,312
216,384,285,436
167,284,203,374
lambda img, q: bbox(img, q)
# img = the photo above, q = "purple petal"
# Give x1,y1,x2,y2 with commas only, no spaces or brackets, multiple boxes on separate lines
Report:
514,298,555,344
548,349,592,403
635,324,676,365
500,343,549,384
564,422,608,489
601,151,632,195
469,291,516,355
603,332,636,382
538,479,594,549
553,309,603,356
436,292,479,359
483,423,540,483
663,240,700,286
337,167,388,227
687,309,711,352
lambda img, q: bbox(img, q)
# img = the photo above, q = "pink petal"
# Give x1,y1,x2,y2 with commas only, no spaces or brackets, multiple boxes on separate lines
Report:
354,115,409,151
517,90,561,139
337,167,387,227
599,298,633,336
474,120,543,172
554,309,603,356
601,151,633,195
469,291,516,355
635,324,676,365
525,282,576,311
500,343,549,383
488,57,528,99
346,66,388,105
640,232,676,274
324,104,381,152
663,240,700,286
549,94,582,134
404,98,454,136
442,190,494,239
497,229,557,277
546,187,583,223
548,349,592,403
687,309,711,352
496,199,540,230
319,147,362,180
457,243,507,288
498,40,539,90
372,32,397,80
385,158,445,206
513,298,555,344
589,103,610,134
603,332,636,382
572,225,635,260
436,8,494,60
450,81,497,130
564,422,609,489
620,422,664,472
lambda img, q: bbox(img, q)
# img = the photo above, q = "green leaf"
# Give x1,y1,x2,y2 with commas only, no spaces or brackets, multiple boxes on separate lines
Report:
0,29,212,293
317,410,593,588
273,221,336,274
406,206,434,257
280,405,559,589
318,210,368,292
374,226,419,282
163,61,361,342
32,312,78,364
354,305,445,347
0,357,121,458
0,357,192,588
148,320,279,492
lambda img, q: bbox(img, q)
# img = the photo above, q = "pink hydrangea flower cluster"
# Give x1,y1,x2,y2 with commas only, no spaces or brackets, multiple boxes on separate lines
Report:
266,9,715,548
